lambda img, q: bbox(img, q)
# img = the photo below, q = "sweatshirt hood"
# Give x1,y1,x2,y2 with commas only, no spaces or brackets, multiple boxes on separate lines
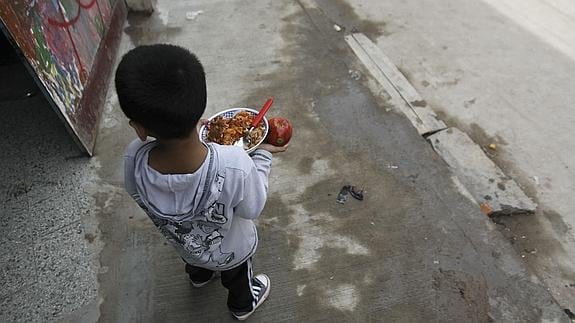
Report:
133,142,215,218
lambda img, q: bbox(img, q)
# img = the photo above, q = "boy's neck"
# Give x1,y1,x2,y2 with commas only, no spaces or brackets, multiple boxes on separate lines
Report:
148,130,208,174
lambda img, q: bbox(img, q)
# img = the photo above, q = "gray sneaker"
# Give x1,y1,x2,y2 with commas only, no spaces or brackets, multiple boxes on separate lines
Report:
231,274,271,320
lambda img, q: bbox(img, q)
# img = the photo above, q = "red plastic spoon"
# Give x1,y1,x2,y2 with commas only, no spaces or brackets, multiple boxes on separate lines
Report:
238,97,274,147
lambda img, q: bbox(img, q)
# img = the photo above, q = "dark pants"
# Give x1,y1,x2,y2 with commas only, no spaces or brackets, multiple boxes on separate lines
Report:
185,258,254,312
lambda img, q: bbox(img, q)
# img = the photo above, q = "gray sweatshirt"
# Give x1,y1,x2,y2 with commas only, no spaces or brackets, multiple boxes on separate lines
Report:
123,139,272,270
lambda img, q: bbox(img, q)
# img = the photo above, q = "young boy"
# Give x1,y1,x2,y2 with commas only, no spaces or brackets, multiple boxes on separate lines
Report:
115,44,287,320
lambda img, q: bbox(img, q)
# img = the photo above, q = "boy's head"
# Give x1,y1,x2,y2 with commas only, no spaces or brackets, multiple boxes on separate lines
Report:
115,44,206,139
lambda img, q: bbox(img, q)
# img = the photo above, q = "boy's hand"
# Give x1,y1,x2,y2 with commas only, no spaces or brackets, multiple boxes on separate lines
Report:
258,143,289,154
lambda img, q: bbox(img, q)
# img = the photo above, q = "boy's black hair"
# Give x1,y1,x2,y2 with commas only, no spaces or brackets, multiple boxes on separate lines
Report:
115,44,206,139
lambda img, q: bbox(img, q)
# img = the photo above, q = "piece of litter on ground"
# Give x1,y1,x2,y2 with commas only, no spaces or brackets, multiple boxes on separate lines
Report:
521,255,526,258
387,164,399,169
488,143,497,150
329,275,335,280
350,186,364,200
480,202,493,215
433,260,440,264
333,24,342,32
336,185,351,204
370,221,374,225
348,69,361,80
186,10,203,20
532,176,540,185
337,184,364,203
521,235,526,239
563,308,575,320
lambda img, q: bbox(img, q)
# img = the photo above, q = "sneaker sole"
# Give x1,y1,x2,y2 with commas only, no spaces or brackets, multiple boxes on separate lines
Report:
233,277,271,321
190,280,211,288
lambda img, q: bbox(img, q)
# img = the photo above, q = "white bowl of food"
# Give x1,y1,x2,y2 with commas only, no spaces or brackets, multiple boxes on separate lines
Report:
199,108,269,154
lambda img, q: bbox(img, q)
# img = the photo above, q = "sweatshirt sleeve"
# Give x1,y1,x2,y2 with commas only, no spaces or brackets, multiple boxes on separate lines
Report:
234,149,273,219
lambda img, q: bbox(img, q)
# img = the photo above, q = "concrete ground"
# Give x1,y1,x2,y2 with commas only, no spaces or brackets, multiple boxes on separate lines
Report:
0,50,100,321
338,0,575,309
0,0,571,322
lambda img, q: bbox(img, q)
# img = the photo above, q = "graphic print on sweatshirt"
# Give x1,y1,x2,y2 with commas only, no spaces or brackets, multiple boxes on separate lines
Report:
149,200,235,267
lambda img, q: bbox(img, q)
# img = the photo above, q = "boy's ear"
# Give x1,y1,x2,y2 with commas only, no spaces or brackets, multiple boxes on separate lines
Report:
129,120,149,141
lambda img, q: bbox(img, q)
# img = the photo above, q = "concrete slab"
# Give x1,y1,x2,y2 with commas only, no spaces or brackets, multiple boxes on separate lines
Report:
344,33,429,135
428,128,537,215
345,33,446,135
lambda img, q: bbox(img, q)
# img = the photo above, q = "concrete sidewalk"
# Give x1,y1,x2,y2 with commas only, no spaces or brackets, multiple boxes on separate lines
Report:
93,0,568,321
339,0,575,310
0,0,570,322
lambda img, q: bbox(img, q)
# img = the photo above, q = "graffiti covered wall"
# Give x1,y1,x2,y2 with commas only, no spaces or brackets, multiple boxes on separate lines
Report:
0,0,126,154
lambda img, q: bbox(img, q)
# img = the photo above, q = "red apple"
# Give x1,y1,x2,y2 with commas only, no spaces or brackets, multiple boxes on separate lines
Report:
266,117,292,146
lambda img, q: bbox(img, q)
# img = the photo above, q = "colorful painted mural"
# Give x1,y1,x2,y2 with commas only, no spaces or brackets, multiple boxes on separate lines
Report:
0,0,125,154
